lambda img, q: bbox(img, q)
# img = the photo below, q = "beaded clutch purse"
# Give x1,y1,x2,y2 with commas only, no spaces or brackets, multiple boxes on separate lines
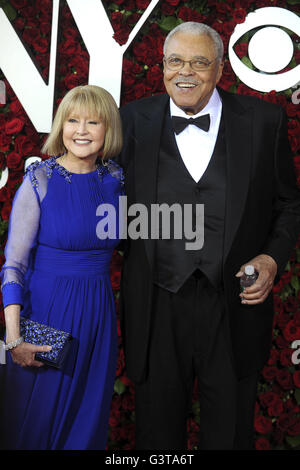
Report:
20,317,73,369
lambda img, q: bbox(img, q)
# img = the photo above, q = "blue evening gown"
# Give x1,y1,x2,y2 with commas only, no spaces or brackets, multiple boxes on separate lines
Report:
0,156,124,450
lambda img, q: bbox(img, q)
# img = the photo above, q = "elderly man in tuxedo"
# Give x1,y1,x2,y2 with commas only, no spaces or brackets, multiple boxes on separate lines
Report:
117,22,300,450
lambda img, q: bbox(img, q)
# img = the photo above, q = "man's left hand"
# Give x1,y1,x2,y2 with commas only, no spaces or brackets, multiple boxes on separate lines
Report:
235,254,277,305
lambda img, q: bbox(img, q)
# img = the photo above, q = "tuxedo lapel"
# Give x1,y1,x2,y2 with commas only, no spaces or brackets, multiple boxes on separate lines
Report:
134,94,170,269
218,88,254,263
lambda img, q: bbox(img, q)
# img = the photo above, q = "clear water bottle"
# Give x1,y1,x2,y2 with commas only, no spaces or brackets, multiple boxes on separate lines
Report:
240,265,258,292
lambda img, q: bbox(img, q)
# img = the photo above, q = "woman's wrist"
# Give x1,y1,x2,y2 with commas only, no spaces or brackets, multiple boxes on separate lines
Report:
5,336,24,351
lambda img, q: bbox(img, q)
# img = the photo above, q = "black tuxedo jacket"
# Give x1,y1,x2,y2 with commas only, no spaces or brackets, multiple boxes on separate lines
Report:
117,87,300,383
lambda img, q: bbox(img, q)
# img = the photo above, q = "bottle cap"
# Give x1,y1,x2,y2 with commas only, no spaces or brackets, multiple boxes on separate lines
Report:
245,265,255,275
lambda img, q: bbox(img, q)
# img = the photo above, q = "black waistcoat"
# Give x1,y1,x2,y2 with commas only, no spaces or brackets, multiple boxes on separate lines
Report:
153,110,227,293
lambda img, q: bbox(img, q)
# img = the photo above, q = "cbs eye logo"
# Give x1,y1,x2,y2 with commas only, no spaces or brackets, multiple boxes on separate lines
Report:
228,7,300,93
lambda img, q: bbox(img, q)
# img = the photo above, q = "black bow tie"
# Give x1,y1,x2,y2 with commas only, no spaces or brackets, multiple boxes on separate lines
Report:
171,114,210,135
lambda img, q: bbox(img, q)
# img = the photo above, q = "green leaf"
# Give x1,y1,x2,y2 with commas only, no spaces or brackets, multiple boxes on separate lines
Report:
286,433,300,448
113,378,126,395
291,275,300,293
295,389,300,406
0,0,8,8
241,56,254,70
107,3,120,11
0,220,8,237
2,2,16,21
287,0,300,5
158,16,182,33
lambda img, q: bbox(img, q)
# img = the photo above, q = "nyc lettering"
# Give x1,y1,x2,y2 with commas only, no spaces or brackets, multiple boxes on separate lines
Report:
1,3,300,135
0,0,160,133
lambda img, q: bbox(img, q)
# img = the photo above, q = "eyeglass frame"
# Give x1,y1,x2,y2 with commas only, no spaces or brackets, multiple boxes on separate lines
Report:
163,55,219,72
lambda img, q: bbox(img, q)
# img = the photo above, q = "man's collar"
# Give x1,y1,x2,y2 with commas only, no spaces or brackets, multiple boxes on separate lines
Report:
169,88,222,118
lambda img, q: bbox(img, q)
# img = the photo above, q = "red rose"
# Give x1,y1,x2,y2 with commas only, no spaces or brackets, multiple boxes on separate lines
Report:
35,0,52,10
0,152,6,170
1,201,12,221
109,408,121,427
64,73,83,90
254,415,273,434
113,27,131,46
0,186,12,203
123,58,143,78
277,412,297,432
259,391,278,408
293,371,300,388
276,312,290,329
5,118,25,135
294,310,300,326
286,102,299,118
6,152,23,170
136,0,150,8
275,335,290,349
116,348,124,376
233,8,247,24
10,0,27,8
178,6,205,22
21,7,37,18
276,369,293,389
13,17,26,31
111,271,121,290
0,132,12,152
32,37,49,54
215,2,232,18
279,348,293,367
267,348,279,365
133,82,151,100
146,65,164,92
22,27,40,45
111,11,123,30
283,320,300,342
14,135,37,157
236,84,262,99
255,437,270,450
128,12,142,27
59,39,81,56
267,399,284,417
284,296,299,313
6,171,23,191
9,99,24,116
161,3,176,15
263,91,287,108
165,0,180,5
287,419,300,437
234,42,248,58
261,365,278,381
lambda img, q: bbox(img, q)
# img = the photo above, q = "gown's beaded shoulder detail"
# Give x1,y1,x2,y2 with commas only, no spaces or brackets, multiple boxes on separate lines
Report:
102,159,124,185
24,159,44,188
25,156,124,186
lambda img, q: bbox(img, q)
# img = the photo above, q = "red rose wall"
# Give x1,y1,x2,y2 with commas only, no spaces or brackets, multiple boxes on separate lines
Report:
0,0,299,451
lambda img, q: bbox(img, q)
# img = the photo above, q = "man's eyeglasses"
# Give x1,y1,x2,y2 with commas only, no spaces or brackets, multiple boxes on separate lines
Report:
164,56,218,72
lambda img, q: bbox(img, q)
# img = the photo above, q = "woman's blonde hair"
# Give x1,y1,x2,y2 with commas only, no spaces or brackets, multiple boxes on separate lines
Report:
42,85,123,160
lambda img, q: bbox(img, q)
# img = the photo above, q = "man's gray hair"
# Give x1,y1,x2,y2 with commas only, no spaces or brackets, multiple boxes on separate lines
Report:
163,22,224,62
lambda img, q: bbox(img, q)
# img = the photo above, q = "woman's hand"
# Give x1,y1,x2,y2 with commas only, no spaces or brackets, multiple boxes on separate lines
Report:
9,342,52,368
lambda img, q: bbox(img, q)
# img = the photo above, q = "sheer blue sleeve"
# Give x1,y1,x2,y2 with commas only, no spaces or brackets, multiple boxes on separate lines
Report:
0,169,41,308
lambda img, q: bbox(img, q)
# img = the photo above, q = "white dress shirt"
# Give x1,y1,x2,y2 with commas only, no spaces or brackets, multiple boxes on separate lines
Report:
170,88,223,183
